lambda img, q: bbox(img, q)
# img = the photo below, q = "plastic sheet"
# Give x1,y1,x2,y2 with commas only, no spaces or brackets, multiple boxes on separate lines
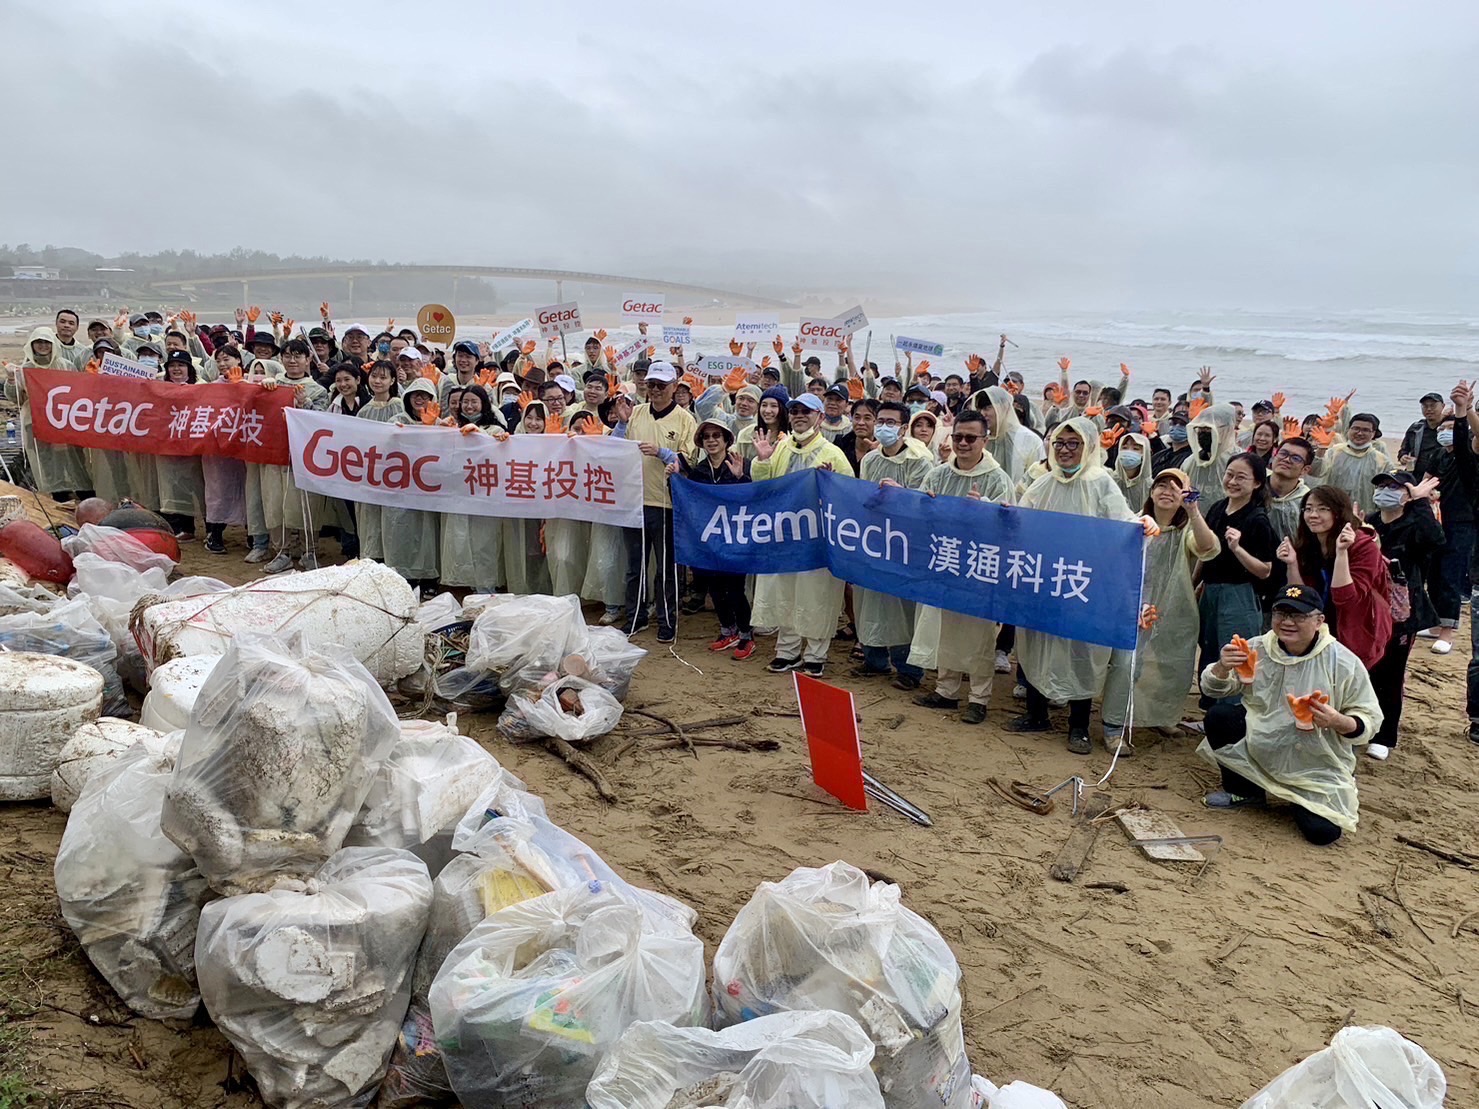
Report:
587,1011,885,1109
497,676,625,745
713,861,972,1109
161,634,401,895
0,597,128,716
430,883,707,1109
50,717,168,813
195,847,433,1109
465,594,591,693
971,1076,1068,1108
55,742,213,1020
62,523,177,576
1241,1025,1446,1109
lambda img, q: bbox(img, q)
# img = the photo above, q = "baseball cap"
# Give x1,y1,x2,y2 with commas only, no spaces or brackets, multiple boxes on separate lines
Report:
397,346,423,361
825,384,849,399
164,350,192,368
92,337,120,354
452,339,479,356
788,393,824,413
645,361,677,384
803,356,822,367
1152,467,1190,490
582,368,608,384
128,313,149,327
342,322,370,337
135,341,163,358
308,327,332,342
1373,470,1415,488
1419,392,1444,404
554,374,578,393
1252,399,1275,413
1271,584,1323,615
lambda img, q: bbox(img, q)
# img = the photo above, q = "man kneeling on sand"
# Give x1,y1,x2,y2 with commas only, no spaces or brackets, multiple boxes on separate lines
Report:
1196,584,1383,846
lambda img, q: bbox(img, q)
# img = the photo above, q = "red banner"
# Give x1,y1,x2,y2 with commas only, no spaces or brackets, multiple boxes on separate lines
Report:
24,366,293,465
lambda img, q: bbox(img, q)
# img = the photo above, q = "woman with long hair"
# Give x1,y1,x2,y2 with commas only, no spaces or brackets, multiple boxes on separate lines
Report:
736,387,790,461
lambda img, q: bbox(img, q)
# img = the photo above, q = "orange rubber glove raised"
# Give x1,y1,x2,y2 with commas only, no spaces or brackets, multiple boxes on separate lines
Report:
1270,391,1286,410
1188,397,1210,420
1048,384,1068,407
723,365,748,392
1309,425,1334,447
246,306,262,323
593,329,608,343
419,400,441,426
1229,635,1258,683
545,412,564,435
1004,379,1023,396
847,377,865,400
1282,416,1301,439
1140,419,1159,438
1099,425,1124,448
915,359,930,376
728,339,743,356
517,389,535,410
1086,405,1104,418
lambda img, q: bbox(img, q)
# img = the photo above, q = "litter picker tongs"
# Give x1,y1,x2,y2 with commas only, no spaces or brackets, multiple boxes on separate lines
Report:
862,771,932,826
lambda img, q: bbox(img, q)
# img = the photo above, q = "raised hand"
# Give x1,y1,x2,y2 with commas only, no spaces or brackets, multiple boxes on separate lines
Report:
226,363,243,383
1271,391,1287,411
1276,536,1297,565
753,428,775,461
683,317,693,325
386,317,395,331
773,336,785,356
1048,383,1068,407
726,452,745,477
1188,397,1210,420
234,307,247,325
1100,425,1125,448
760,354,772,370
1282,416,1301,439
1140,419,1159,438
1085,405,1103,418
728,339,743,356
1308,424,1334,447
1120,362,1131,379
1198,365,1216,388
594,328,608,343
792,338,803,358
520,339,536,356
545,411,565,434
1004,379,1023,396
1408,474,1441,500
1335,522,1357,551
966,353,984,375
282,317,295,336
269,311,284,327
604,345,618,367
320,301,331,320
517,389,534,410
1058,356,1071,373
847,377,865,400
916,359,931,376
419,400,441,425
246,306,262,323
724,365,748,392
1229,634,1258,682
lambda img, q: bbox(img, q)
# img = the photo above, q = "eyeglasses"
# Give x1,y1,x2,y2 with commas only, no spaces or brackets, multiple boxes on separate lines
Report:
951,433,980,444
1272,609,1318,622
1052,440,1083,451
876,419,902,428
1273,449,1310,463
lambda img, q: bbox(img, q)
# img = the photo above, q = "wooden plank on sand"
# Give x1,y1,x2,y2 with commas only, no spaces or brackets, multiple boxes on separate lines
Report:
1049,790,1112,882
1118,808,1206,862
0,479,75,531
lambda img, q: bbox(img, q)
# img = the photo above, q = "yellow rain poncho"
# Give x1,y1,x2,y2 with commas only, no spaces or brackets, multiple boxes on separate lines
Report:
853,437,934,648
1266,477,1311,541
922,451,1017,679
1016,417,1141,701
1197,626,1382,832
973,386,1045,489
1316,441,1394,516
1102,519,1219,728
750,430,851,640
8,327,93,494
439,424,505,592
1184,402,1239,503
1110,431,1154,512
355,380,441,580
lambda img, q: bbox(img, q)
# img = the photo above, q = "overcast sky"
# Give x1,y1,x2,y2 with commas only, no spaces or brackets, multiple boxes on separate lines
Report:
5,0,1477,310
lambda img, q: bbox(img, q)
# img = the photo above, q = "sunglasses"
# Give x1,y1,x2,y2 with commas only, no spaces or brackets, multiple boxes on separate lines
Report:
951,433,980,444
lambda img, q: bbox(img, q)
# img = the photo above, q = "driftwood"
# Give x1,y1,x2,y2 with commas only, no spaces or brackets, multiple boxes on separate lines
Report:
1395,833,1478,868
544,735,618,803
651,736,780,753
625,708,697,758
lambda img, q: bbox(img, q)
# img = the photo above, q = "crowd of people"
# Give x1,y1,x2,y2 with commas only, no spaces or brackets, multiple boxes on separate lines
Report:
7,305,1475,847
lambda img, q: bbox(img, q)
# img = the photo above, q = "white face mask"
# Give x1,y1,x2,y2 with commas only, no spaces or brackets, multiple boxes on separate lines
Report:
1119,450,1143,470
1437,428,1455,447
1373,487,1406,510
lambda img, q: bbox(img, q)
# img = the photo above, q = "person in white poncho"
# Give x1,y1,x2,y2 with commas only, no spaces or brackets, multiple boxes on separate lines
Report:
1009,417,1152,754
1198,584,1382,844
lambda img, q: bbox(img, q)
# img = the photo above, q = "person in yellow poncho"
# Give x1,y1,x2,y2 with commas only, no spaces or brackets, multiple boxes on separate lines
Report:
751,392,850,677
1198,584,1382,844
4,326,95,500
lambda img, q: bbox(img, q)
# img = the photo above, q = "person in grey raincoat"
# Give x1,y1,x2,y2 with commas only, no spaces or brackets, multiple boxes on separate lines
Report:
5,326,94,499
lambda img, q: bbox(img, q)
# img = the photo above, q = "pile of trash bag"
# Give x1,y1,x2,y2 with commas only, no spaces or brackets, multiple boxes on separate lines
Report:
161,633,400,894
62,523,177,576
713,861,973,1109
55,740,214,1021
0,595,129,717
1240,1025,1446,1109
51,717,167,813
194,847,433,1108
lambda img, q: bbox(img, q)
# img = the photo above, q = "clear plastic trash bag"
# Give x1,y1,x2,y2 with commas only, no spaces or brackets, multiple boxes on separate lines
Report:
587,1011,885,1109
1240,1025,1446,1109
713,861,972,1109
429,883,707,1109
194,847,433,1109
51,717,168,813
62,523,177,576
0,596,129,717
581,626,646,702
465,594,590,693
55,741,214,1020
496,676,624,745
161,633,401,895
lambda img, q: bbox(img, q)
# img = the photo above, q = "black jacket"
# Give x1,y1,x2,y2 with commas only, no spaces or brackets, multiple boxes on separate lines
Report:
1428,425,1477,526
1367,500,1444,634
679,453,751,485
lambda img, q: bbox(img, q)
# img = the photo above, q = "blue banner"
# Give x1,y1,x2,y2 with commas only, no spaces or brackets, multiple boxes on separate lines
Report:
672,469,1144,649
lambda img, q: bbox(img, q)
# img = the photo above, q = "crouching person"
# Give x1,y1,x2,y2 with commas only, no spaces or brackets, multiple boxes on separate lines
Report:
1197,584,1383,845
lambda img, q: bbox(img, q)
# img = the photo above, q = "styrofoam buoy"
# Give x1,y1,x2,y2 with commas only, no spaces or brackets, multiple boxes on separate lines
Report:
0,653,104,801
50,718,168,813
140,655,223,733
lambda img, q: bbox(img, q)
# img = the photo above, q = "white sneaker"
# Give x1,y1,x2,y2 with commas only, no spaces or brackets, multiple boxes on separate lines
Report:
1432,639,1454,655
297,551,320,571
243,547,271,564
262,552,295,575
1365,743,1391,761
1416,627,1441,639
1011,683,1026,700
599,606,625,626
995,650,1012,674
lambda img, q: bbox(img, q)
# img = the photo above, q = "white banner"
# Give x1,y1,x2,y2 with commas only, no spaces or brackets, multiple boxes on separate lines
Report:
698,354,757,378
101,352,156,379
895,335,944,357
619,291,665,323
734,313,780,343
536,302,582,339
797,316,850,352
834,304,869,335
284,409,644,526
662,324,691,346
613,336,652,366
491,317,537,351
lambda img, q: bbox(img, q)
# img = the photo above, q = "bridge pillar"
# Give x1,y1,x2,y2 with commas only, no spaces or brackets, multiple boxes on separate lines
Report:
346,276,355,315
451,276,460,314
240,280,249,309
556,279,563,303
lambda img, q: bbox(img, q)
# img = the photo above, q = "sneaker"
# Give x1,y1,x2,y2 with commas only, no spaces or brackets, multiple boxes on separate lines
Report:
173,531,196,542
1011,684,1027,700
298,551,320,571
1204,790,1264,809
731,639,756,661
204,538,227,555
1469,720,1479,745
625,619,650,637
709,633,742,652
1416,627,1441,639
244,546,272,564
1365,743,1391,761
995,650,1012,674
798,661,825,678
1005,714,1050,733
262,552,295,575
961,703,987,725
681,596,706,616
1067,727,1092,755
1102,726,1134,757
599,606,626,626
766,656,801,673
891,674,921,691
914,691,960,710
656,629,676,646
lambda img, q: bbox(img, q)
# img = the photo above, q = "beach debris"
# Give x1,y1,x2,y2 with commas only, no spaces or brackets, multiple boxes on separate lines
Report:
1239,1025,1445,1109
1117,808,1219,862
1048,791,1113,882
0,651,103,801
139,654,222,733
50,716,168,813
863,771,932,826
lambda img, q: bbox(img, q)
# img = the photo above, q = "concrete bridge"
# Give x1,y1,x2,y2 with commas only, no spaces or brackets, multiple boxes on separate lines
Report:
148,265,794,312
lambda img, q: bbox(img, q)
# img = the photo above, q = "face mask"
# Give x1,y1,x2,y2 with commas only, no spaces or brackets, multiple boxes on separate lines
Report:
1169,424,1188,444
1060,462,1082,475
874,424,901,446
148,323,164,336
1119,450,1143,470
909,402,926,416
1373,487,1406,510
138,355,159,369
1347,440,1372,453
1437,428,1455,447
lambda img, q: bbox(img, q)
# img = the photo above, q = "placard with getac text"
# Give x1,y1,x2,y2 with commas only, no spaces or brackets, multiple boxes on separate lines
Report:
797,317,850,352
537,302,583,339
619,292,665,323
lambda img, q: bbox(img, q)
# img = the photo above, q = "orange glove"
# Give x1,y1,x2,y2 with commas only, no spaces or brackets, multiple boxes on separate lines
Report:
320,301,331,319
1282,416,1301,439
1057,356,1071,372
644,346,655,358
1326,395,1348,418
1004,379,1023,396
773,336,785,356
681,372,703,394
1138,604,1160,630
84,358,100,374
683,316,693,325
1048,384,1068,407
606,372,620,393
269,311,284,326
965,353,984,375
246,306,262,323
1086,405,1103,418
1230,635,1258,683
459,423,481,435
517,389,535,410
916,359,931,376
837,338,849,355
1309,425,1335,447
1188,397,1210,420
723,365,748,392
760,355,772,370
520,339,536,356
847,377,865,400
579,416,605,436
1120,361,1131,378
545,411,565,435
1271,391,1286,410
1100,425,1124,448
420,400,441,426
226,364,243,383
113,310,129,329
1318,412,1339,430
1140,419,1158,438
180,310,196,327
728,339,743,355
1286,693,1315,729
593,328,607,342
282,317,295,336
476,368,496,388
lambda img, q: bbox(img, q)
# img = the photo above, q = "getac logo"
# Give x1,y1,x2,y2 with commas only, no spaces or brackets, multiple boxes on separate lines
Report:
622,299,662,314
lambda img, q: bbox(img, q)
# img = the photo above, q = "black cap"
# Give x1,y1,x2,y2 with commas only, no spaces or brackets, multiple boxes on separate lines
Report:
165,350,192,367
452,339,479,356
582,368,607,384
1252,399,1275,412
803,356,822,367
250,331,279,350
825,384,848,399
1420,392,1444,404
1169,411,1189,424
308,327,333,342
1272,584,1323,614
1373,470,1415,487
880,376,901,388
1349,412,1381,433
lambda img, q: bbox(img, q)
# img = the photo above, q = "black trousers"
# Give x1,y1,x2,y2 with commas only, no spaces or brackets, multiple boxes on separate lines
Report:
1205,703,1342,845
1369,634,1412,748
702,570,752,637
1023,678,1091,730
623,507,677,634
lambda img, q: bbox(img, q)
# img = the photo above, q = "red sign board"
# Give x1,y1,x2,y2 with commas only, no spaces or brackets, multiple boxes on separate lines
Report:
793,672,867,811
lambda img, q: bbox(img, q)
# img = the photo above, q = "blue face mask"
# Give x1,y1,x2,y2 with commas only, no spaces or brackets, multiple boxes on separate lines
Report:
148,323,165,336
1437,428,1454,447
1169,423,1188,444
138,355,159,369
1060,462,1083,475
909,402,926,416
875,424,901,446
1119,450,1143,470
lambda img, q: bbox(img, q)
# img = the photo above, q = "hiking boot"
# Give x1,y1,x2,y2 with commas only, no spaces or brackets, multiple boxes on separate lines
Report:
766,656,801,673
262,551,295,575
1204,790,1264,809
1005,714,1050,733
244,546,272,564
731,639,755,661
1067,727,1092,755
914,691,960,710
961,703,987,725
797,661,825,678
